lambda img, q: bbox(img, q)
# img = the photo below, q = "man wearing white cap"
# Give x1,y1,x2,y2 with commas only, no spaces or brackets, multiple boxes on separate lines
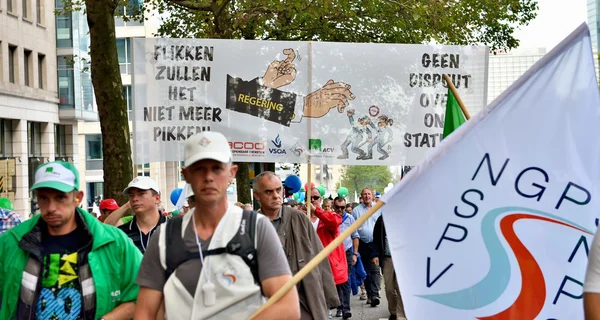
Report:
0,161,142,319
118,176,167,254
135,132,300,319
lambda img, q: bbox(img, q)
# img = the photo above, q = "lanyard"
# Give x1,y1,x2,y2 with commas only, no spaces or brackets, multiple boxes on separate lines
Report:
192,213,217,306
135,221,152,253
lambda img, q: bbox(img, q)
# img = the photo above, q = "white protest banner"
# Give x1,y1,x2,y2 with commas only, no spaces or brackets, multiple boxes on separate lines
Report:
131,38,488,165
381,24,599,320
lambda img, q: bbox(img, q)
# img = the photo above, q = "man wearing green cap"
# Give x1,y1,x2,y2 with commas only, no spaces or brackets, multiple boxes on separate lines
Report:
0,161,143,319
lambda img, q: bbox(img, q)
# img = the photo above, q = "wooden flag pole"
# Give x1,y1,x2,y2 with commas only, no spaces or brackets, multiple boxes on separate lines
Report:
306,163,312,215
249,201,386,319
443,74,471,120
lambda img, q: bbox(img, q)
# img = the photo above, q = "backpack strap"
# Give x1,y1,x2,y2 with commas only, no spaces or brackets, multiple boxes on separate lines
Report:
164,216,196,279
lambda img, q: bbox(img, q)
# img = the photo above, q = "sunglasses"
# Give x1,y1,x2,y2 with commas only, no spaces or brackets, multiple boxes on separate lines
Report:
334,205,346,210
311,196,321,201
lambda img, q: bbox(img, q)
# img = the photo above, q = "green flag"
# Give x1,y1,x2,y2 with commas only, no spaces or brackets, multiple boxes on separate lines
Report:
442,88,466,139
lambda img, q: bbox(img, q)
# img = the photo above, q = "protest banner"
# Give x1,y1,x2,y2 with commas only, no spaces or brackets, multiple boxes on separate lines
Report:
131,38,488,166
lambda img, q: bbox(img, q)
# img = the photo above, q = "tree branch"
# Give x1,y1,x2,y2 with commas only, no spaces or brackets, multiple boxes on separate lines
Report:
166,0,211,11
215,0,231,17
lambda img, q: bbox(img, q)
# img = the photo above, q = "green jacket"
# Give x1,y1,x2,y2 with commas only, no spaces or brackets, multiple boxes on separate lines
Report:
0,208,143,319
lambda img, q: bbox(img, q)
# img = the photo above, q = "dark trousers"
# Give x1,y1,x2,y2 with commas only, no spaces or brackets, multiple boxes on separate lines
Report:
337,249,353,312
359,239,381,299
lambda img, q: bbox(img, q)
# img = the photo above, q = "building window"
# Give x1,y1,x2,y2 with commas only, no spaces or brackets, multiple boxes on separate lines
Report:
85,134,103,170
7,0,15,13
114,0,144,27
116,38,131,74
123,85,132,118
81,59,94,111
56,13,73,48
136,163,150,177
8,45,17,84
54,124,67,156
27,122,42,157
23,0,30,19
57,56,75,107
36,0,44,24
0,119,13,157
38,54,45,89
24,50,32,87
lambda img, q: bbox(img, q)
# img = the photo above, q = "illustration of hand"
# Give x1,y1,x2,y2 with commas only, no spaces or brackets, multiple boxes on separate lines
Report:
262,49,296,89
303,80,355,118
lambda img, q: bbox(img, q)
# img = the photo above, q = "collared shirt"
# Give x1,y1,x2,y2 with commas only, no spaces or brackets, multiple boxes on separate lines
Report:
270,207,283,232
118,213,167,253
351,203,382,243
0,208,22,236
340,212,359,251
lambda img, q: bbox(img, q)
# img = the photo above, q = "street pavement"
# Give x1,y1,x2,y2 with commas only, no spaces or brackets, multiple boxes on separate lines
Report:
335,283,392,320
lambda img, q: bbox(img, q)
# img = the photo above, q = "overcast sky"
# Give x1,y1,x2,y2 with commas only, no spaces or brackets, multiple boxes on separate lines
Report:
515,0,588,50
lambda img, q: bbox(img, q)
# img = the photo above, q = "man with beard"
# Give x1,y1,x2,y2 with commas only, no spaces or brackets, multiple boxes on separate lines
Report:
254,171,339,319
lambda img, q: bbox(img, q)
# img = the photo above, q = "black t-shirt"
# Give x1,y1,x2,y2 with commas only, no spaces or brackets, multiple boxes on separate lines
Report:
37,226,91,319
118,214,167,254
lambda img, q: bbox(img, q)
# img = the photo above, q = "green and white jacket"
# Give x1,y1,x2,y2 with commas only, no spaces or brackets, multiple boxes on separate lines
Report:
0,208,142,319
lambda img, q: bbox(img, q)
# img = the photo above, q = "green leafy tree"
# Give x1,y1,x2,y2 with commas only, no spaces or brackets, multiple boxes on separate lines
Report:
340,165,392,199
154,0,537,51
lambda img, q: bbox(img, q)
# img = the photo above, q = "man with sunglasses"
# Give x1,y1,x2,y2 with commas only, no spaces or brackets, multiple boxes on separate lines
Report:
333,196,358,319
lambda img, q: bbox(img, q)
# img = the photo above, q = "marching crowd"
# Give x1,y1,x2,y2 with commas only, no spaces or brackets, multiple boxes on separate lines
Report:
0,131,405,320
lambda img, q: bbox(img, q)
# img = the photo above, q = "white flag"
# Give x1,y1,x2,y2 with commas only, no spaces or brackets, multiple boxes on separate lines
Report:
381,24,600,320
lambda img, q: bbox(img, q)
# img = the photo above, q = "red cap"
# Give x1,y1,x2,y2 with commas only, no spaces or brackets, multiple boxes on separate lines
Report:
99,199,119,211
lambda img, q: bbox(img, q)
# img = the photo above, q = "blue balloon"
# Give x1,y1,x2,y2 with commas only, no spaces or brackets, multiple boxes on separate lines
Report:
170,188,183,206
298,191,305,203
284,175,302,193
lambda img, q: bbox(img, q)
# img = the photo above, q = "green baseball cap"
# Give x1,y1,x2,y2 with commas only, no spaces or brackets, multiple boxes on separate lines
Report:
30,161,80,193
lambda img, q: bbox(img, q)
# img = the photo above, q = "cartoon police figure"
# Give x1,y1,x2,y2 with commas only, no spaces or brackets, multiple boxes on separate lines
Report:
338,110,373,160
364,115,393,160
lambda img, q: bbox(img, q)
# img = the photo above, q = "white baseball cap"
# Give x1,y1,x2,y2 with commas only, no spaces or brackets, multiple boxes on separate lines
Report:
31,161,80,193
123,176,161,194
184,132,232,167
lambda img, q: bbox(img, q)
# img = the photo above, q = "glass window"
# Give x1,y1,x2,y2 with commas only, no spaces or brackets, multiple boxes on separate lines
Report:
7,0,14,13
123,85,132,118
8,46,17,84
38,54,45,89
0,119,13,157
58,56,75,107
116,38,131,74
24,50,31,87
81,63,94,111
56,14,73,48
54,124,67,156
85,134,102,160
36,0,43,24
27,122,42,157
115,0,144,26
23,0,29,18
